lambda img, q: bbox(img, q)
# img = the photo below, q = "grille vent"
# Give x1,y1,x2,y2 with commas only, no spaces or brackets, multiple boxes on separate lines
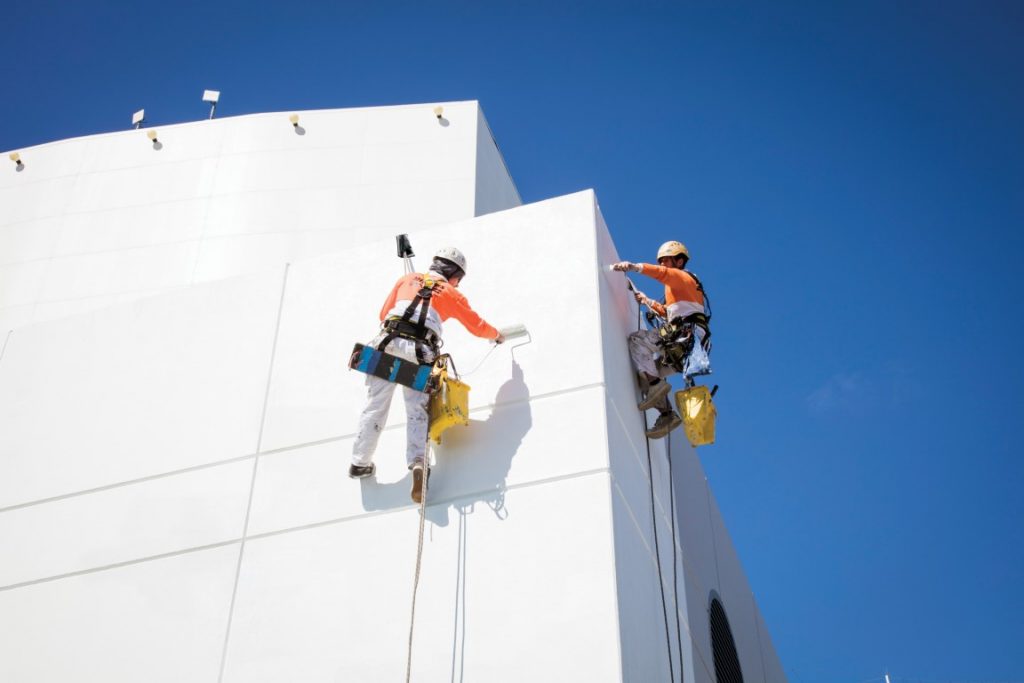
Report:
710,598,744,683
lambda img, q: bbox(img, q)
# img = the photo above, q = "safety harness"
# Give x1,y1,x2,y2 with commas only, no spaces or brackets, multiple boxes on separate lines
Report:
378,275,441,364
648,270,712,373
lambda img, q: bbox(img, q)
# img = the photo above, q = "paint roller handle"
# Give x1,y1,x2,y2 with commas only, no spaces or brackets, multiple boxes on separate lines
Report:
495,324,529,344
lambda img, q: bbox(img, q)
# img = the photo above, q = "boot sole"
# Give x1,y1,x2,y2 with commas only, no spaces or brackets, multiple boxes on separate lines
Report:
411,466,425,504
645,416,683,440
348,464,376,479
638,380,671,411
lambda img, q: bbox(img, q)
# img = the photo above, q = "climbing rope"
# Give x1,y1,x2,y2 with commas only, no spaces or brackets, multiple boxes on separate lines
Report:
666,430,684,679
405,444,430,683
637,299,677,683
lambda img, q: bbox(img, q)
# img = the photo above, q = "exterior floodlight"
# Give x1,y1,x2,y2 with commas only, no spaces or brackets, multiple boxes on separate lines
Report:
146,129,161,149
433,106,444,120
289,114,299,127
203,89,220,119
9,152,24,171
132,109,146,129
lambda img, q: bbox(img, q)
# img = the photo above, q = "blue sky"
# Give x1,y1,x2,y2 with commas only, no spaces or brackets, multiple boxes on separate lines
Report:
4,1,1023,680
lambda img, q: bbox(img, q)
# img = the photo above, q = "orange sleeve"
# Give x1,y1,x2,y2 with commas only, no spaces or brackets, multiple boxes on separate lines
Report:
434,285,499,339
649,300,667,317
638,263,691,290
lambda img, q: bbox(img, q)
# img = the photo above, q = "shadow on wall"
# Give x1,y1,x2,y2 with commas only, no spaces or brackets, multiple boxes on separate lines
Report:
358,361,531,526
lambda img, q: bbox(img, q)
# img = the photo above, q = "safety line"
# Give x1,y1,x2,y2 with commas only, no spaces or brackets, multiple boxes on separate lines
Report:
637,286,676,683
643,416,676,683
610,478,719,683
217,263,290,683
405,446,430,683
667,431,684,680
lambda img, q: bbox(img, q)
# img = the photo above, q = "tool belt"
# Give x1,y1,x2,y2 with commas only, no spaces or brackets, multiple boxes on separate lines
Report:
656,313,711,373
382,318,440,348
379,318,439,364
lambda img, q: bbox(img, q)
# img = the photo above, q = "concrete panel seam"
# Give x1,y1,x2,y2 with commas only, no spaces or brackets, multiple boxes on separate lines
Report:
0,537,242,593
0,330,10,365
188,133,228,286
0,453,257,515
705,477,723,593
606,393,651,477
12,282,190,310
256,381,608,460
217,263,290,683
607,396,679,532
0,381,608,515
611,478,718,683
0,467,613,594
247,466,613,542
597,374,626,680
611,474,717,620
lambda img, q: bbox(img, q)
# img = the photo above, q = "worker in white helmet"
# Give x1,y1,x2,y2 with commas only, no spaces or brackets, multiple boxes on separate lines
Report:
612,240,712,439
351,247,504,502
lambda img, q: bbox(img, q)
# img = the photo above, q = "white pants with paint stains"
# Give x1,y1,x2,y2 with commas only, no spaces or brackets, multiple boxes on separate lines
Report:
352,334,435,467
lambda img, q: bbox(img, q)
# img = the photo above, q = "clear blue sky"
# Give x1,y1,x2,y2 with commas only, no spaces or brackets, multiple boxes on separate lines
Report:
4,2,1022,681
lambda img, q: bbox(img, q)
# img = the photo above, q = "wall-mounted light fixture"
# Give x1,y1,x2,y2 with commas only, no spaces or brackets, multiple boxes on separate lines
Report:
203,90,220,119
9,152,24,171
289,114,300,128
433,106,444,120
132,109,146,129
146,129,161,150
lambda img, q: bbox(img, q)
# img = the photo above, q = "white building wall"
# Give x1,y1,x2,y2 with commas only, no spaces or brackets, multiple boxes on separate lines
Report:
0,110,784,682
0,101,520,333
474,108,521,215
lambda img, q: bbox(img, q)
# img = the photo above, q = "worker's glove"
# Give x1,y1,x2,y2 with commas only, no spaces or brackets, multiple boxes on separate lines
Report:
611,261,641,273
494,333,506,344
634,291,654,308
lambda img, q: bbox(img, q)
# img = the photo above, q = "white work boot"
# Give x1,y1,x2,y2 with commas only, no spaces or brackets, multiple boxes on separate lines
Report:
638,378,671,411
645,411,682,439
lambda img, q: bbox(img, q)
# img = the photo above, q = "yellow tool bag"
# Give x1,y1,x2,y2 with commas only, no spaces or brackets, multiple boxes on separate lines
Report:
428,355,471,444
675,385,717,447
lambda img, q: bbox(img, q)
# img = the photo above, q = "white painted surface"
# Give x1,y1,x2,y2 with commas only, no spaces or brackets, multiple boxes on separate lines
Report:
249,385,604,537
0,101,519,333
0,545,238,683
223,474,620,683
259,190,603,453
0,270,283,508
474,107,521,215
0,460,251,588
0,107,785,682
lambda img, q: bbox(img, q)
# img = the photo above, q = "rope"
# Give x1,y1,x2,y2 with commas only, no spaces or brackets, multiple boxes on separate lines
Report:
405,444,430,683
637,300,677,683
667,430,684,679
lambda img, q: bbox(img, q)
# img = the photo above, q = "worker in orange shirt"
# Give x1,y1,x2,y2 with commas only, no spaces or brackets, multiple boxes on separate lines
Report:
351,247,504,501
612,240,712,439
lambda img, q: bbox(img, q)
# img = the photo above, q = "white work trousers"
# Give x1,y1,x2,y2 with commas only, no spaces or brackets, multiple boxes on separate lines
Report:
628,326,708,378
352,334,435,467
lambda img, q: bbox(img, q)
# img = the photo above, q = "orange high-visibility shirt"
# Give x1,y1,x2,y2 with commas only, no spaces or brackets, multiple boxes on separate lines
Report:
379,272,499,340
638,264,706,321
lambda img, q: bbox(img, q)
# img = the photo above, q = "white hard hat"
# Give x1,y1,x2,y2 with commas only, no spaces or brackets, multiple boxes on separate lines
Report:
434,246,467,274
657,240,689,261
